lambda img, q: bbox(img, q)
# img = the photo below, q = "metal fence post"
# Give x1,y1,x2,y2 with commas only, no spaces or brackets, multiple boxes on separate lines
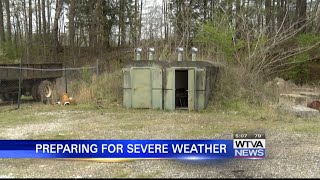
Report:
96,59,99,76
17,58,23,109
65,67,68,94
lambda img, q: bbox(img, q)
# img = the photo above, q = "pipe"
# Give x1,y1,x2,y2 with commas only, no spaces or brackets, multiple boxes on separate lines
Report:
148,48,155,61
191,47,198,61
176,47,184,61
135,48,142,61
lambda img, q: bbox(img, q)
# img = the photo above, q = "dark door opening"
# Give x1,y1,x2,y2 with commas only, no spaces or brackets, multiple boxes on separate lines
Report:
175,70,188,109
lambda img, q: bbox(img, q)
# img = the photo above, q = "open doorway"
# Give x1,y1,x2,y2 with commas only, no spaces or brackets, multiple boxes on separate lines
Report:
175,70,188,109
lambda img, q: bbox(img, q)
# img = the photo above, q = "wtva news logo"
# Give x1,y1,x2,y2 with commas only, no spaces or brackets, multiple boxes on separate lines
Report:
233,132,266,159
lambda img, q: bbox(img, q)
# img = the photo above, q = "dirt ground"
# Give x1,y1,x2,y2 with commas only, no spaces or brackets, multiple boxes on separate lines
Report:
0,104,319,178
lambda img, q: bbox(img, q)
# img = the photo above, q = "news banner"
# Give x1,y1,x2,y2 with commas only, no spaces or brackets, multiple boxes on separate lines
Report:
0,132,265,159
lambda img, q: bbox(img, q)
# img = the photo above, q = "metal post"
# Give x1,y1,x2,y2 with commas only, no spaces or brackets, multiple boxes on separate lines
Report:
176,47,184,61
135,48,142,61
96,59,99,76
64,67,68,94
17,58,23,109
148,48,155,61
191,47,198,61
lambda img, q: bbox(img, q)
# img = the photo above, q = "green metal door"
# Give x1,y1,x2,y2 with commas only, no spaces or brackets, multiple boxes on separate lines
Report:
131,68,152,108
151,68,163,109
196,69,206,110
188,69,196,111
123,68,132,108
164,68,175,110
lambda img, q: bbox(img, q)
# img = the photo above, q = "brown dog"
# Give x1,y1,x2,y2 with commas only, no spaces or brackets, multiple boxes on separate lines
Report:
307,100,320,111
57,93,77,105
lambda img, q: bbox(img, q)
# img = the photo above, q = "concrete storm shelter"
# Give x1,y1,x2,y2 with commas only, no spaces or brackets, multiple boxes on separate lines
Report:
122,47,220,111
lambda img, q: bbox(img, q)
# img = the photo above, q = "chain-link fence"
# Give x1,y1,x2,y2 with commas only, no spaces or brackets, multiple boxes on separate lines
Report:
0,62,99,112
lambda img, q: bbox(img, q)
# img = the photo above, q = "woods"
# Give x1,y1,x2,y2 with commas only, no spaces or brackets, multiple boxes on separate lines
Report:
0,0,319,85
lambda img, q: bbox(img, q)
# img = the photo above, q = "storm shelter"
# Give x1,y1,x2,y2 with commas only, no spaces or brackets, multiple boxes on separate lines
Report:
122,49,220,111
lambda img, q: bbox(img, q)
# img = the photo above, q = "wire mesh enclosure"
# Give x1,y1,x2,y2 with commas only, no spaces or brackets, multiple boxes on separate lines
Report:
0,62,99,112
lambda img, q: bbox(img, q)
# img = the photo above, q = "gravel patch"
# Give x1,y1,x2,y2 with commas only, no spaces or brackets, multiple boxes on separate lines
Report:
0,109,319,178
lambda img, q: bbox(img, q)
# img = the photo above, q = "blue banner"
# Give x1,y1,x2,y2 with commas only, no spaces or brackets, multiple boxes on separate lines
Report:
0,140,235,159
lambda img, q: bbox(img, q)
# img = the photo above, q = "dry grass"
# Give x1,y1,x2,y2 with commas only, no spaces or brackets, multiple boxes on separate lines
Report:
212,65,279,106
74,70,123,108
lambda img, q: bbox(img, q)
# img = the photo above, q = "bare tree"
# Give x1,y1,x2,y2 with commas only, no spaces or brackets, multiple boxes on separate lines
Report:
42,0,46,35
316,1,320,33
265,0,272,34
0,0,5,43
29,0,33,41
295,0,307,32
119,0,126,47
4,0,11,42
52,0,63,50
69,0,75,61
46,0,50,34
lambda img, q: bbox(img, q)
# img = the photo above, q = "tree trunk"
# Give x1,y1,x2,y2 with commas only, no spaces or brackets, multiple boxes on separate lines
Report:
272,0,276,32
203,0,207,21
35,0,38,35
236,0,241,39
23,0,29,63
52,0,63,50
176,1,183,40
42,0,46,58
46,0,50,34
210,0,215,20
163,0,168,41
89,0,97,49
134,0,138,45
4,0,11,42
316,1,320,33
277,0,283,31
127,2,133,46
265,0,272,34
257,0,261,31
296,0,307,32
120,0,126,47
139,0,142,45
38,0,42,35
69,0,75,56
42,0,46,35
0,0,5,43
29,0,32,41
13,2,21,47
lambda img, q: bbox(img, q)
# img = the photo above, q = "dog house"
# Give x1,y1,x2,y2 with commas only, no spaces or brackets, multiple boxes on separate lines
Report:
164,61,219,111
123,60,168,109
123,47,220,111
